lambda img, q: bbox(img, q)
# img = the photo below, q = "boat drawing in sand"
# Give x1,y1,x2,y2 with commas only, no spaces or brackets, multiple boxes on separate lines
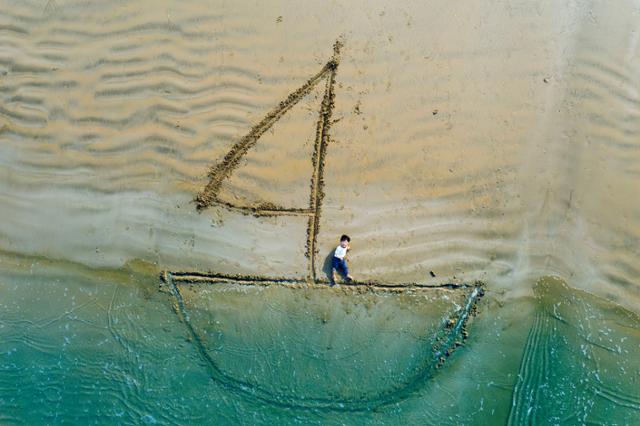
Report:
161,40,485,411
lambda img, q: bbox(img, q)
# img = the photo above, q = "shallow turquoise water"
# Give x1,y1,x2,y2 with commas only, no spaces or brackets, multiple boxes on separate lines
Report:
1,255,638,424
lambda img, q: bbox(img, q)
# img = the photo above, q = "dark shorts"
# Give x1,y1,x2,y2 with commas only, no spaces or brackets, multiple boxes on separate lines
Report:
332,256,349,277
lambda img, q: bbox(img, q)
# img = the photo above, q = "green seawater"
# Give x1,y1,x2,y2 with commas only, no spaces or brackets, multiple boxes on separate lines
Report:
1,255,639,425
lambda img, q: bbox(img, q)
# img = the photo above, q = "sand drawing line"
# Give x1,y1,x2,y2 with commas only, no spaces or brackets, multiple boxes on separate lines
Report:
195,40,342,280
169,270,479,290
305,41,340,281
195,42,341,214
213,200,313,217
162,271,485,412
163,40,487,412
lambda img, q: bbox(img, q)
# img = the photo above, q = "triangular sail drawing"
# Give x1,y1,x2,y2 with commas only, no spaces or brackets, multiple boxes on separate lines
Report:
196,41,342,281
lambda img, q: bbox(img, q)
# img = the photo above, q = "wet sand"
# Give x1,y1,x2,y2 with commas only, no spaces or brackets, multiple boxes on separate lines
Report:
1,0,640,423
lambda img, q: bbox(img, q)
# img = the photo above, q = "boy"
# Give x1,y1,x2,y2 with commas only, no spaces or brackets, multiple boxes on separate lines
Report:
331,234,353,286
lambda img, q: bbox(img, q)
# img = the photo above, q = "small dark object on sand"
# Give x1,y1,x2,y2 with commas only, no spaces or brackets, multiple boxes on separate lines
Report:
429,270,436,277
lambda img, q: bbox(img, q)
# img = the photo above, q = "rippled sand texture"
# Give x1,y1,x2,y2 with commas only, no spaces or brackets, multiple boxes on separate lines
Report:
1,0,639,306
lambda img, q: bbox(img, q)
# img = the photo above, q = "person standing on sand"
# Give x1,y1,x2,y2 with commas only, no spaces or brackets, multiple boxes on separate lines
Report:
331,234,353,286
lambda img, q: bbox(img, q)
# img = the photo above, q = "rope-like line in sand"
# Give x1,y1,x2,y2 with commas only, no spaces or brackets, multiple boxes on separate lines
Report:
162,270,485,412
194,40,342,281
305,40,341,281
195,42,341,213
171,40,486,411
169,270,479,291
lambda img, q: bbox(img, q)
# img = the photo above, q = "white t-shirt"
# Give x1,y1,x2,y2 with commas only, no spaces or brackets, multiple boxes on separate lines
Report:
334,245,347,259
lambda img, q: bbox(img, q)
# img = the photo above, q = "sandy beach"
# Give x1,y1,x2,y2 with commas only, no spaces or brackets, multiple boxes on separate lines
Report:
2,0,639,305
1,0,639,423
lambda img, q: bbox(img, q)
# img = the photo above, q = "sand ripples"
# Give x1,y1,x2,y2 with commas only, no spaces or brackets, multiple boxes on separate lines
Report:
0,4,266,196
0,1,638,308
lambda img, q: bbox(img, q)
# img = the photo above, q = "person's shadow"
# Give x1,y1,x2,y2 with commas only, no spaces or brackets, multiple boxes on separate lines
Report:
321,250,335,285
